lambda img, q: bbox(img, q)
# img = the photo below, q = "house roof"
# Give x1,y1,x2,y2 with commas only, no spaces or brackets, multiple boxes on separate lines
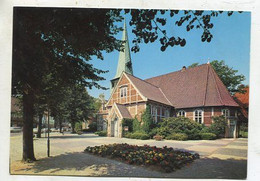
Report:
115,103,132,119
144,64,239,109
126,73,172,106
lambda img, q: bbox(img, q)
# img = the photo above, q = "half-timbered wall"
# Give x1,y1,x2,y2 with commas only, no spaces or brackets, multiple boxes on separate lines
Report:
107,74,145,107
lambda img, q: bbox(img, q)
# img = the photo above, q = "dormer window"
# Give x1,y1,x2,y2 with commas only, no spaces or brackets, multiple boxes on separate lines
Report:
120,86,127,98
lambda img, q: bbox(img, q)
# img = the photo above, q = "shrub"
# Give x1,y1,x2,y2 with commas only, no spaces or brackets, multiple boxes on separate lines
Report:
149,127,160,138
141,105,153,133
122,118,134,132
154,117,203,140
209,116,227,138
96,130,107,136
200,133,217,140
123,132,132,138
88,122,97,132
132,132,150,140
239,131,248,138
124,131,149,140
75,122,82,133
166,133,188,141
133,117,141,132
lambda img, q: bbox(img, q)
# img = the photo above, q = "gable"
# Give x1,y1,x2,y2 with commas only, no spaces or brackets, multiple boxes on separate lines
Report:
106,73,145,107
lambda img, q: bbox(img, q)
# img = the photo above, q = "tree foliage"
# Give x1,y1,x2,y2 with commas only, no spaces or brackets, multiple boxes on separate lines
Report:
124,9,241,52
141,105,154,133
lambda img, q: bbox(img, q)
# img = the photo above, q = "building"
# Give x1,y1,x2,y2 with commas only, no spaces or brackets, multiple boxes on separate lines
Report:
98,21,240,138
11,97,23,127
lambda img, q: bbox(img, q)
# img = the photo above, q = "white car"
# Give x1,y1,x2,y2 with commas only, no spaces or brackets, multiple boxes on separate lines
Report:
10,127,22,133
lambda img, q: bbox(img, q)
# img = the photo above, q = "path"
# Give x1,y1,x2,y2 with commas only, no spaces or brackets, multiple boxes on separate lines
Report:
10,133,247,179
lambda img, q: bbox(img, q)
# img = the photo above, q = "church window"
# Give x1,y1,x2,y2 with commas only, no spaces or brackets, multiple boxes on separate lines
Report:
194,109,203,124
222,109,230,118
177,110,186,117
120,86,127,98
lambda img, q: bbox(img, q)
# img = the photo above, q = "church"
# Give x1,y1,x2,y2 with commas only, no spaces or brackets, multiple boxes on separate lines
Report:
97,21,240,138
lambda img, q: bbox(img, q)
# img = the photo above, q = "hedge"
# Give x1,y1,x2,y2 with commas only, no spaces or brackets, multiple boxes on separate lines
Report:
166,133,188,141
199,133,217,140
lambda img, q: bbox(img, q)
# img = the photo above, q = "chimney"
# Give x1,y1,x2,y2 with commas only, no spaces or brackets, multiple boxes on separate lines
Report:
181,66,186,72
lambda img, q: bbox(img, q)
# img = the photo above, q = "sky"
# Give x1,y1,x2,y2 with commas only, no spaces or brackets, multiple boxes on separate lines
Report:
88,10,251,99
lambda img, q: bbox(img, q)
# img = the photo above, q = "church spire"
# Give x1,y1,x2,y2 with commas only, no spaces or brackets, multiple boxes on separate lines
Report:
114,20,133,79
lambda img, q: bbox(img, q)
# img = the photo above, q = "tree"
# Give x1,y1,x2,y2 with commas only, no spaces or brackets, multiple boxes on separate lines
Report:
124,9,241,52
12,8,122,161
141,105,153,133
188,63,200,68
188,60,245,94
12,8,238,161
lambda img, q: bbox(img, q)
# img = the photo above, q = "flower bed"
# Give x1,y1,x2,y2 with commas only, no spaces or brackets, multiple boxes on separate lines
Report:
84,143,199,172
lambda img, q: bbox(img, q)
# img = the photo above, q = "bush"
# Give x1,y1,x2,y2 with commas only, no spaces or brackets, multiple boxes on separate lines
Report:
239,131,248,138
209,116,227,138
200,133,217,140
95,130,107,136
124,131,150,140
75,122,82,133
133,117,141,132
141,105,153,133
153,117,203,140
122,118,134,132
166,133,188,141
88,122,97,132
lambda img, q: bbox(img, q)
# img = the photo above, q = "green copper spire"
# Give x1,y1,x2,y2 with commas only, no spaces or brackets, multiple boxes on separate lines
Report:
114,20,133,79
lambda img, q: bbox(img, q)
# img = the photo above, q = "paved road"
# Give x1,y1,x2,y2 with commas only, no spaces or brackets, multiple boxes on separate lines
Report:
10,133,247,179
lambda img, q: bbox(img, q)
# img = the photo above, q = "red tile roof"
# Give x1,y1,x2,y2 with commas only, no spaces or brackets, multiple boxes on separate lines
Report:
126,73,172,106
143,64,239,108
115,103,132,119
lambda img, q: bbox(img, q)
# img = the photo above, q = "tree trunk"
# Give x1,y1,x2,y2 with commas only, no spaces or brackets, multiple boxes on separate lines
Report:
71,121,76,133
22,91,36,162
37,113,43,138
54,118,57,129
59,119,62,133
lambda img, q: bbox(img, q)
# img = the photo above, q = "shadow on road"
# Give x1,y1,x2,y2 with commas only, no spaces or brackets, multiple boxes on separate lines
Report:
11,151,247,179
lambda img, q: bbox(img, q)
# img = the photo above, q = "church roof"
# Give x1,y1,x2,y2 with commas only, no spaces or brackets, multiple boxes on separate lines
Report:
114,20,133,79
145,64,239,108
126,73,172,106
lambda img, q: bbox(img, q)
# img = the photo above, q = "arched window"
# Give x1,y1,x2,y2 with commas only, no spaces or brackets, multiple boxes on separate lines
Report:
222,109,230,118
177,110,186,117
194,109,203,124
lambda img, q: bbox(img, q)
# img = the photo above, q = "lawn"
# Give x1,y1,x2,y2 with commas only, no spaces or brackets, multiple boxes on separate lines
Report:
84,143,199,172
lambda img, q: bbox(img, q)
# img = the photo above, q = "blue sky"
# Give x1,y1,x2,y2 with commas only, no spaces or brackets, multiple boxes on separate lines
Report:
88,10,251,99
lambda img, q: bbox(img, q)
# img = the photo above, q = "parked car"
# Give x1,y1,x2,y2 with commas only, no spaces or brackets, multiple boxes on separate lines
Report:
10,127,22,133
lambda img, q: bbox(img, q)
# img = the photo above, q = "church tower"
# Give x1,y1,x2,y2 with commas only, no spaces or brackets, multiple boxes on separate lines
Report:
110,20,133,92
